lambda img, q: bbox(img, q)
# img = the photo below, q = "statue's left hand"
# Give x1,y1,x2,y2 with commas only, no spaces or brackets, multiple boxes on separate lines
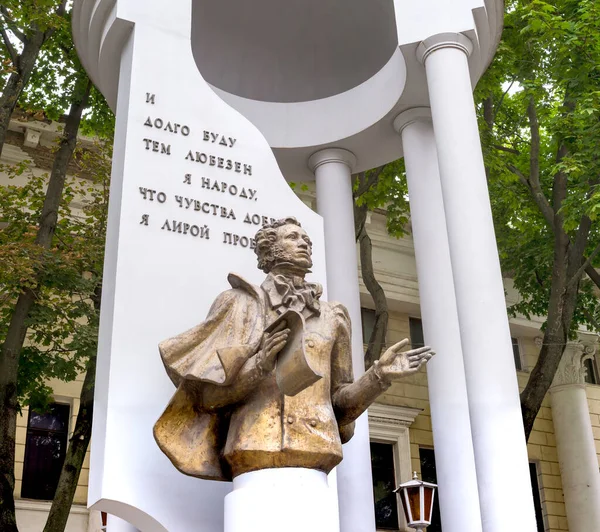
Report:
375,339,435,383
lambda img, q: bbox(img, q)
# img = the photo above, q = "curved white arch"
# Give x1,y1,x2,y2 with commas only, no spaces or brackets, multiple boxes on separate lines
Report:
211,47,406,149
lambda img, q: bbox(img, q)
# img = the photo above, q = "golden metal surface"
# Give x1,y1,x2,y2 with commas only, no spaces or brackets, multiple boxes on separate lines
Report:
154,218,434,480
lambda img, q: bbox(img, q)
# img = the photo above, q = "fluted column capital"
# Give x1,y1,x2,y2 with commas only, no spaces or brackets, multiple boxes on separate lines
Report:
416,32,474,65
308,148,357,173
393,107,432,136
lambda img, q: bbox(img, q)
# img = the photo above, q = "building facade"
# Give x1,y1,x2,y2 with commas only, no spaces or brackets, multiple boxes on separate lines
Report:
3,120,600,532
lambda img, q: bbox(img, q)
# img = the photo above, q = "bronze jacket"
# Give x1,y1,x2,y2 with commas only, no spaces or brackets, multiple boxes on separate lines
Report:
153,273,356,481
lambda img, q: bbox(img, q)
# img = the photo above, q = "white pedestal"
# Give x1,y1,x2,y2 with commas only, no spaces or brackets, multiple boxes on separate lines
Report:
224,469,339,532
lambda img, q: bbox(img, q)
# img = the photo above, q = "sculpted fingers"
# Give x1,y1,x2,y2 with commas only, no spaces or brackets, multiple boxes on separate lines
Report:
406,346,432,357
268,328,290,343
391,339,410,353
258,325,290,372
408,351,435,368
265,329,290,355
380,339,409,365
266,342,287,361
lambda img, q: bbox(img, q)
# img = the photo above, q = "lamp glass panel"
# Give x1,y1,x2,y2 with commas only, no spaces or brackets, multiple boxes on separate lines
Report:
407,486,421,522
423,486,434,524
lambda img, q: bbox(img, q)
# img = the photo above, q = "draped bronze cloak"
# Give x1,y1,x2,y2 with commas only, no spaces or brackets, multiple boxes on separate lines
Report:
153,273,265,481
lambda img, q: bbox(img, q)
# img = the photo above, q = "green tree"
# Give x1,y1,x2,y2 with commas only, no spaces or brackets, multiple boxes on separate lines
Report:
476,0,600,438
0,7,113,530
0,0,69,156
0,74,91,532
43,143,110,532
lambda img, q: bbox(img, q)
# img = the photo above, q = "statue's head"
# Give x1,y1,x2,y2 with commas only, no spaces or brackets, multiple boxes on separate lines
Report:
255,217,313,274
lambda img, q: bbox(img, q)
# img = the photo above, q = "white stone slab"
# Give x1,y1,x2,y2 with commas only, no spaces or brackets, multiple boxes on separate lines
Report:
89,3,328,530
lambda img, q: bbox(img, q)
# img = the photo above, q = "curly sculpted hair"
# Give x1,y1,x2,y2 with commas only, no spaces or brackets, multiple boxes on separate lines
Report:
254,217,308,273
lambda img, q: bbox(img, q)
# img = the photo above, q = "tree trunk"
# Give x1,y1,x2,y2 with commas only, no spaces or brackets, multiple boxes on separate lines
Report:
43,283,100,532
0,77,91,532
43,358,95,532
519,143,590,439
0,32,46,157
354,203,389,368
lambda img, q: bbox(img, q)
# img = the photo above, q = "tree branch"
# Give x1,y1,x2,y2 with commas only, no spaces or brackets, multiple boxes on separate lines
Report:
507,162,555,227
507,163,529,187
0,26,18,65
525,97,556,228
585,264,600,291
353,165,386,199
494,144,520,155
493,77,516,121
55,0,69,17
483,95,494,130
567,215,593,279
528,98,541,187
354,203,389,368
570,240,600,288
0,7,26,43
583,308,600,332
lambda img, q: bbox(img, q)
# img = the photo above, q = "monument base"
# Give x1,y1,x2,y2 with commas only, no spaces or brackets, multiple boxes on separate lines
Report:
224,468,339,532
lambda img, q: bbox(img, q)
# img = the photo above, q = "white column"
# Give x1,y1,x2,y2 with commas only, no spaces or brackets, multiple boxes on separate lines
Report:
106,515,138,532
418,33,538,532
550,343,600,532
394,109,482,532
309,148,376,532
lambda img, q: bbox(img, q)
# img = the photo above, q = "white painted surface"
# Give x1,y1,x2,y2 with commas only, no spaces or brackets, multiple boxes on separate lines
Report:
422,35,538,532
551,344,600,532
311,149,377,532
86,1,328,530
398,112,482,532
211,48,407,151
73,0,503,180
224,468,339,532
107,515,138,532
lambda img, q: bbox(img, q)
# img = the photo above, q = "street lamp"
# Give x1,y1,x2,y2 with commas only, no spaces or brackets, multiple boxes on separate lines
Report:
394,472,437,532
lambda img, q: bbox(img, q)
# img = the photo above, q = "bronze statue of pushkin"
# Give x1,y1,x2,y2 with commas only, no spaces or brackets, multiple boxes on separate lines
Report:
154,217,434,480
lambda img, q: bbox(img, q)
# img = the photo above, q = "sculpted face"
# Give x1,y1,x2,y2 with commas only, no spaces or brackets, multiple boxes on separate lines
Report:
274,224,313,271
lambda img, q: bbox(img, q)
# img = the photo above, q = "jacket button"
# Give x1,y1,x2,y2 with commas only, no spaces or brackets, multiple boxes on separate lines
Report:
287,416,294,424
307,340,315,348
310,420,317,427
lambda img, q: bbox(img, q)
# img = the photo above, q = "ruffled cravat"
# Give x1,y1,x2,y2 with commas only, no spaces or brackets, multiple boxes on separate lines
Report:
270,274,322,316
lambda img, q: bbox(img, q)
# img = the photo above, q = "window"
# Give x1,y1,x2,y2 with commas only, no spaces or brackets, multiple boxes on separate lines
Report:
419,448,442,532
409,317,424,348
21,403,70,500
584,356,599,385
371,442,399,530
361,308,377,344
369,404,421,531
529,462,546,532
512,337,523,371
